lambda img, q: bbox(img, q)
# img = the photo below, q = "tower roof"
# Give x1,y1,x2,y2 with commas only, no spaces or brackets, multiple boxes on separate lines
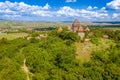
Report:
74,19,79,23
72,19,80,27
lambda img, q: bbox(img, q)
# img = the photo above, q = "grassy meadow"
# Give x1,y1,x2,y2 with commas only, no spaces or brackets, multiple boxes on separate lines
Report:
76,38,115,62
0,33,28,40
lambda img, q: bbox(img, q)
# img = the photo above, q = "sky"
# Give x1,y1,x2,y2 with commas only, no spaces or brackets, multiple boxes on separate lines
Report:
0,0,120,21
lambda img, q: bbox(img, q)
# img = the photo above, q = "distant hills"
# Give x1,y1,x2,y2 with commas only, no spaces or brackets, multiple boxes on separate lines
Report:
62,21,120,24
0,19,120,25
92,21,120,24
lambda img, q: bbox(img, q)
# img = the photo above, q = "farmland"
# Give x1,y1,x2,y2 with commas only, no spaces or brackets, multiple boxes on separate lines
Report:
0,33,28,40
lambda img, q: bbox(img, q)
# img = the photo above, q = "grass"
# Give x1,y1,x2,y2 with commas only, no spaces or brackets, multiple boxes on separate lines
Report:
0,33,28,40
75,38,115,62
75,42,92,62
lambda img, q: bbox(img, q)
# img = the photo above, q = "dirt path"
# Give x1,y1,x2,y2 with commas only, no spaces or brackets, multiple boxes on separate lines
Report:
20,48,30,80
22,59,30,80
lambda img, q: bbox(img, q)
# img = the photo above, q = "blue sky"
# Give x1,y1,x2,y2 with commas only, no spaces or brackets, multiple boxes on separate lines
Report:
0,0,120,21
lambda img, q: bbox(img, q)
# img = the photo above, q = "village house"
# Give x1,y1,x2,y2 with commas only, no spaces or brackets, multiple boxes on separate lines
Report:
57,27,63,32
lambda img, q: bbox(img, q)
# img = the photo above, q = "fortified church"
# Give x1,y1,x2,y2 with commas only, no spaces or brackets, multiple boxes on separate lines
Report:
69,19,90,39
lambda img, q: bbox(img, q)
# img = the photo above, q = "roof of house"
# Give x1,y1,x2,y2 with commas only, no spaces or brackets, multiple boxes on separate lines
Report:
84,26,90,31
77,25,84,32
57,27,63,32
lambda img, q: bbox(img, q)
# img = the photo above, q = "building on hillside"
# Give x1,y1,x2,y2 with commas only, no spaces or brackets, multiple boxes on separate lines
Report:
84,26,90,31
67,26,72,31
72,19,81,32
103,35,109,39
68,19,90,39
71,19,90,32
57,27,63,32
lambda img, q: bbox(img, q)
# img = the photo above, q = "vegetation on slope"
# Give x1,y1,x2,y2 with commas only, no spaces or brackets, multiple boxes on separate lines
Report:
0,28,120,80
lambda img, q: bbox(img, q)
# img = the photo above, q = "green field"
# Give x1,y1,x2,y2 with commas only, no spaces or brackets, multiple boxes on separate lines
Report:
0,33,28,40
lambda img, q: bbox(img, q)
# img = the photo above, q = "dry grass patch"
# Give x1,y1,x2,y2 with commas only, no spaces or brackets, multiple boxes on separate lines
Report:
75,42,93,62
75,38,115,62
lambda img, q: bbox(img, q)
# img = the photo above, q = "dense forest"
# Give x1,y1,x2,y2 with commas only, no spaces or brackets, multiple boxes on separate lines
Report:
0,28,120,80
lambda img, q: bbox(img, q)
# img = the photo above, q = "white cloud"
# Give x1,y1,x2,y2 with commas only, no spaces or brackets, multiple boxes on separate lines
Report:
113,13,118,18
107,0,120,10
32,11,53,17
87,6,92,10
0,1,119,21
87,6,98,10
57,6,80,16
0,9,17,15
43,3,50,10
98,7,107,13
3,14,21,18
112,13,120,18
66,0,76,3
0,1,51,18
93,6,98,9
57,6,109,21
